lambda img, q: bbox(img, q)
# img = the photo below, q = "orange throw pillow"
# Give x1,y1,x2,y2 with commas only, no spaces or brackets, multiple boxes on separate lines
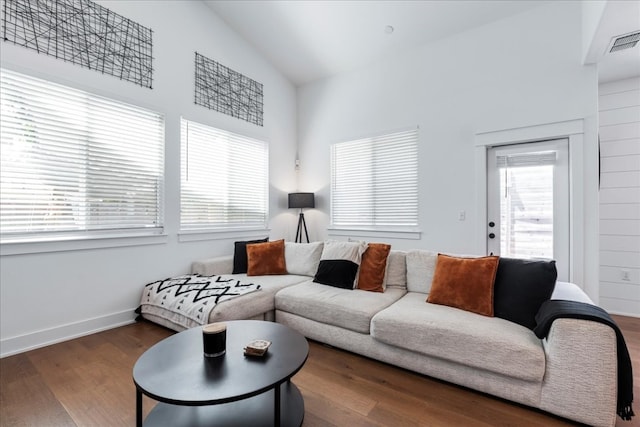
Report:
246,239,287,276
426,254,499,316
357,243,391,292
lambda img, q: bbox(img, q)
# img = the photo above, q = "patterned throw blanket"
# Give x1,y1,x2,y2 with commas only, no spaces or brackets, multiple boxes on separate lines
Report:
138,274,261,329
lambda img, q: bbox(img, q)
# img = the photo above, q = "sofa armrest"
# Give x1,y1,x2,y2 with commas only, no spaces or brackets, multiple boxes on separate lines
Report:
540,318,617,427
191,255,234,276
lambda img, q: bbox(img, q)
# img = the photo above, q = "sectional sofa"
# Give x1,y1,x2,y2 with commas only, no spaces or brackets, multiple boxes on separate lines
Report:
139,240,621,427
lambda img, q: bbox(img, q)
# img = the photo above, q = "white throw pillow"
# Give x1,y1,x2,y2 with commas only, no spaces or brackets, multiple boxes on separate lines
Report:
406,250,438,293
313,240,368,289
284,241,324,276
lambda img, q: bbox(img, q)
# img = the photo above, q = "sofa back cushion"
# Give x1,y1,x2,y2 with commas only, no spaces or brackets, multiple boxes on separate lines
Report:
284,241,324,276
385,250,407,290
406,250,438,293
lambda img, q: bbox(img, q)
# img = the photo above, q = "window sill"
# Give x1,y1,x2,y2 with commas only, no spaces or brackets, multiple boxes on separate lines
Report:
1,232,168,256
327,227,422,240
178,228,271,243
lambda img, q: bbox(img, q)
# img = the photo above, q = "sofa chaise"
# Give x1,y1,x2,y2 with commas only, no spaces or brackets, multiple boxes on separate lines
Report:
138,239,625,427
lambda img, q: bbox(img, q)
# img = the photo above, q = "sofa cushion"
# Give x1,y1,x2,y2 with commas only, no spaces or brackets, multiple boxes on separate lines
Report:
246,239,287,276
275,281,406,334
406,250,438,293
284,241,323,276
232,238,268,274
371,292,545,382
427,254,499,317
493,257,557,330
385,250,407,290
313,240,368,289
357,243,391,292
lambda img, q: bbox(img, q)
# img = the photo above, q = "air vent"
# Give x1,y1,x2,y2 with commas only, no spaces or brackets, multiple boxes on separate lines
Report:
608,31,640,53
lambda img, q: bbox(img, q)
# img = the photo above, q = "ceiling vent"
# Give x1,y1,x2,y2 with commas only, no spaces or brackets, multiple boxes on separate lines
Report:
608,31,640,53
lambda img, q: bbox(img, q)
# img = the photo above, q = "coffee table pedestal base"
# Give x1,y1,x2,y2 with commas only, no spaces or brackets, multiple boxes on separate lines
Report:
142,382,304,427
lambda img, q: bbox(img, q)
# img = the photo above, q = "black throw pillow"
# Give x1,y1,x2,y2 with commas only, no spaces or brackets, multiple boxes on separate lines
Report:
493,257,557,330
313,259,358,289
232,238,268,274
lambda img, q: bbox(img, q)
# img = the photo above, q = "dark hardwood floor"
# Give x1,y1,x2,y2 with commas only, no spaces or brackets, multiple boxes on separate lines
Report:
1,315,639,427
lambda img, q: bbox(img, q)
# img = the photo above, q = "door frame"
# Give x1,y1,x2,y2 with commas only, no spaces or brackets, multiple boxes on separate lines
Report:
474,119,584,285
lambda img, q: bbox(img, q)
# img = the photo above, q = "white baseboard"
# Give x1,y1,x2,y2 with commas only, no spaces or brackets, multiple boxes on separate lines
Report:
0,309,137,358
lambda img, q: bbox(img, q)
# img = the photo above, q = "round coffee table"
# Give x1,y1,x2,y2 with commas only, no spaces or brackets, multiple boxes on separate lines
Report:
133,320,309,427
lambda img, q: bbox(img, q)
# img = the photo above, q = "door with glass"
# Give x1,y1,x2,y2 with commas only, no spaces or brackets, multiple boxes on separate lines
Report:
487,139,569,281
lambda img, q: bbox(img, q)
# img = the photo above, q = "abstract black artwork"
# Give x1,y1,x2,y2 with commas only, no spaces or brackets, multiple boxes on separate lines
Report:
2,0,153,88
195,52,264,126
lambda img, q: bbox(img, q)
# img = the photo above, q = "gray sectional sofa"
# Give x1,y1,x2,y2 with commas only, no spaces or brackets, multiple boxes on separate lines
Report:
180,245,618,427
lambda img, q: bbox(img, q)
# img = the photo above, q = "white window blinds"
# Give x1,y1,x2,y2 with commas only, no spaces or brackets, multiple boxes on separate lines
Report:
331,129,418,229
180,119,268,230
0,69,165,240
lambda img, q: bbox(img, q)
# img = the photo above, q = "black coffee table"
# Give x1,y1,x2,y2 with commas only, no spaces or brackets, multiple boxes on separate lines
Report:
133,320,309,427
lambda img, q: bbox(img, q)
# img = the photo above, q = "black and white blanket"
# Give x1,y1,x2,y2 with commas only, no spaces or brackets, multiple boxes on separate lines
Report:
138,274,261,330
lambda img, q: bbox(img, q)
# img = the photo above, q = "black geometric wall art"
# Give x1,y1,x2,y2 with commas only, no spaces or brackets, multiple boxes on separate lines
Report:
2,0,153,88
194,52,264,127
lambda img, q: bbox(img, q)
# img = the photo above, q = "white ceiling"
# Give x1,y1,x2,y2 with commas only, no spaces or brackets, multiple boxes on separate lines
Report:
205,0,640,87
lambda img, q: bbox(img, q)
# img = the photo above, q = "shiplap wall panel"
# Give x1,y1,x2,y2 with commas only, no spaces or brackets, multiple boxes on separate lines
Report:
599,106,640,126
600,250,640,268
600,235,640,252
600,155,640,172
600,203,640,220
599,78,640,95
600,139,640,156
599,188,640,204
601,282,640,300
601,266,640,284
599,89,640,110
600,171,640,188
599,122,640,141
600,219,640,235
599,76,640,317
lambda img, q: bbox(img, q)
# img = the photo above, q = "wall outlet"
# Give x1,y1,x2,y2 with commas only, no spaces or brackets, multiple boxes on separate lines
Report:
621,269,631,281
458,210,466,221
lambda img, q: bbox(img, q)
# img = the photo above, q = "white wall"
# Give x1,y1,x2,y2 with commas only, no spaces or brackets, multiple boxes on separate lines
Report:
0,1,298,356
297,2,600,299
599,77,640,317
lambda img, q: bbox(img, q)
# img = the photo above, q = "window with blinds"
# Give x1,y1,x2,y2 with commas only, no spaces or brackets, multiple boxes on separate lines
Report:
180,119,268,230
497,150,557,259
0,69,165,241
330,128,418,229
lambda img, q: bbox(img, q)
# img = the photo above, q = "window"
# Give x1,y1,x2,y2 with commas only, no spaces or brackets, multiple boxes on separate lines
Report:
0,69,164,242
180,119,268,231
330,128,418,230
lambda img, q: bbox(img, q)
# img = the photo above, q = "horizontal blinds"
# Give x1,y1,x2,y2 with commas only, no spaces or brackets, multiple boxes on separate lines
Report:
180,119,268,230
331,129,418,227
0,69,164,237
496,151,557,168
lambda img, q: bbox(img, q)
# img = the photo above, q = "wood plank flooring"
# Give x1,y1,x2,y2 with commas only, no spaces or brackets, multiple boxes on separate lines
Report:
1,315,639,427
